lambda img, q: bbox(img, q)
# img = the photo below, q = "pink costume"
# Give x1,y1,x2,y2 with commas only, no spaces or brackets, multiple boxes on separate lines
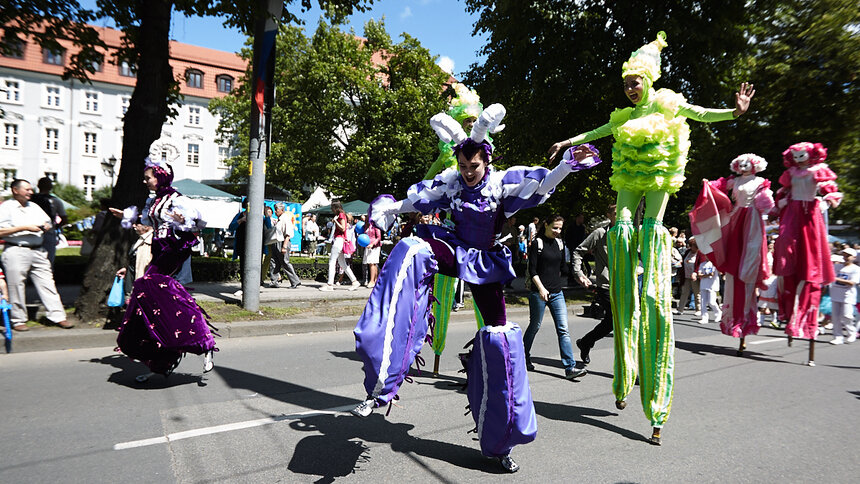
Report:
691,154,774,338
772,142,841,339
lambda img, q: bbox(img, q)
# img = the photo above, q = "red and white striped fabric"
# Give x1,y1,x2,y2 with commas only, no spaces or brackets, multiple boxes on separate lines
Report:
688,179,733,268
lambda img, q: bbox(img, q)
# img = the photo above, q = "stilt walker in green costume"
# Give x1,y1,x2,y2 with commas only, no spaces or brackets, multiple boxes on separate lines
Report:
425,83,486,375
548,32,755,445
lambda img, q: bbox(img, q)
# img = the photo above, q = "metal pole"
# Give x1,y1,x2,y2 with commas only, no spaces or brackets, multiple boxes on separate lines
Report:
243,0,282,310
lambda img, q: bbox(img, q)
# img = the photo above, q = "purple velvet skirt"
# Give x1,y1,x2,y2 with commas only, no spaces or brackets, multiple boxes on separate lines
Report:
465,322,537,457
117,232,216,374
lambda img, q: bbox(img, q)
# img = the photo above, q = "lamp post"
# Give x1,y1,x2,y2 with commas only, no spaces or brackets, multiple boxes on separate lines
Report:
101,155,117,186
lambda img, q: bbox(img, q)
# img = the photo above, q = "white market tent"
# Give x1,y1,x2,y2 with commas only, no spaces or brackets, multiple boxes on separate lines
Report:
173,179,241,229
301,186,331,213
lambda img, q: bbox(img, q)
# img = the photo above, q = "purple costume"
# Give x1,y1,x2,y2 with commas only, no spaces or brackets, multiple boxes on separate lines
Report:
354,150,599,457
117,176,217,375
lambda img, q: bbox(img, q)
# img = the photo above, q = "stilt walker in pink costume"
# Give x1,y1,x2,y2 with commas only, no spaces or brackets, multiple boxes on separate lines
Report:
350,103,601,473
772,142,841,366
691,154,774,357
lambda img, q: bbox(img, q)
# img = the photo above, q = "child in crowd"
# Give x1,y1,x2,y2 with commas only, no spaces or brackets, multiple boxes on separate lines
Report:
698,258,722,325
829,247,860,344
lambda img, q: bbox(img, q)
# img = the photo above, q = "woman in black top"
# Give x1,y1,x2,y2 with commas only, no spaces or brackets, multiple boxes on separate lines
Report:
522,214,587,380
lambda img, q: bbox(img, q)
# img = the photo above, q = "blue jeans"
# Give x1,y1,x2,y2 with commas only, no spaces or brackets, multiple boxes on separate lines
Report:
523,291,576,371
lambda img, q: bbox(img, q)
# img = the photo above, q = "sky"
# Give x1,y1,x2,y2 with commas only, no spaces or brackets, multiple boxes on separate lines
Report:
80,0,487,78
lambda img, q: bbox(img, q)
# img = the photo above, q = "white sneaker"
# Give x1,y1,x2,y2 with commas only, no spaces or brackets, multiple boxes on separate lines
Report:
714,312,722,323
350,398,376,418
699,316,709,325
847,333,857,343
349,281,361,291
829,337,844,345
203,351,214,373
824,322,834,330
694,311,702,317
319,285,334,292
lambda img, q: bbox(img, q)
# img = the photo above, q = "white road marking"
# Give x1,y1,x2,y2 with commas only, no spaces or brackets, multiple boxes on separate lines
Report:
748,338,786,345
113,404,356,450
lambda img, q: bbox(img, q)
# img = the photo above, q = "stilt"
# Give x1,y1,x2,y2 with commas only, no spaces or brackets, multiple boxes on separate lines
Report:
433,354,441,377
787,335,793,347
736,336,745,357
649,427,662,446
615,400,627,410
807,339,815,367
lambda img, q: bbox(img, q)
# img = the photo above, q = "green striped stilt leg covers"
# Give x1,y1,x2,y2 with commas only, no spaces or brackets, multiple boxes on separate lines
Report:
637,218,675,427
608,220,639,403
431,274,484,356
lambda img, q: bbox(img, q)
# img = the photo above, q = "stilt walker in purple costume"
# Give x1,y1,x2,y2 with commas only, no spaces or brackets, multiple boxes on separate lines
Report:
111,158,217,382
350,103,601,472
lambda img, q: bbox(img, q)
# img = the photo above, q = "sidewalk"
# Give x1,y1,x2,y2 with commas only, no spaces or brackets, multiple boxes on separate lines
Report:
4,278,590,354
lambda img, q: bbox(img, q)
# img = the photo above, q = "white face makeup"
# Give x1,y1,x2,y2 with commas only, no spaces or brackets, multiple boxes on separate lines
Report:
792,149,810,164
738,159,753,173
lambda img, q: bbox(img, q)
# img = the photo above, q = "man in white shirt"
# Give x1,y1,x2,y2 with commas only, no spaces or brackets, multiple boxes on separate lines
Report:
0,179,71,330
830,247,860,344
269,203,301,288
305,214,320,257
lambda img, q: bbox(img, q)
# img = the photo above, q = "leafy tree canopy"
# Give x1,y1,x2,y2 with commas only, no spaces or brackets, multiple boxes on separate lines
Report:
211,18,451,200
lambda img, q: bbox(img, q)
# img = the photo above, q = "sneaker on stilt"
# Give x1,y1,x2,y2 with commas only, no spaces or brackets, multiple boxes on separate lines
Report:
499,455,519,473
350,398,376,418
203,351,214,372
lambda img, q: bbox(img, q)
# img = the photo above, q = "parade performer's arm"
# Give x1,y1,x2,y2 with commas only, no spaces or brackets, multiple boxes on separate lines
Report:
678,82,755,121
501,144,601,217
166,195,207,232
547,123,612,161
814,165,842,208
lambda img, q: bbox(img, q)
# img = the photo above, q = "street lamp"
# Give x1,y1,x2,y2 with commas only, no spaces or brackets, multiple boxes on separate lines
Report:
101,155,117,186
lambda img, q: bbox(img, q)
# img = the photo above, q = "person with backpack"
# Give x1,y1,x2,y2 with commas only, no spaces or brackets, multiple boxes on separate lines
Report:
522,214,587,380
31,177,67,267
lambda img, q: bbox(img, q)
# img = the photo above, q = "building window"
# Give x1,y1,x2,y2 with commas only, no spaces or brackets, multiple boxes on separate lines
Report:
188,106,201,126
160,148,169,163
43,48,65,66
217,146,230,167
83,132,98,155
3,169,17,190
119,61,136,78
45,128,60,152
186,70,203,89
3,123,19,148
216,75,233,93
44,172,58,183
187,144,199,165
83,175,96,200
44,86,62,108
90,59,102,72
83,92,99,113
120,95,131,116
1,38,24,59
3,80,21,103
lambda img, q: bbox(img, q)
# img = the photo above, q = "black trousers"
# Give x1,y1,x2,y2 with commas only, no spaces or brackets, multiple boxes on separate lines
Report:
580,287,613,348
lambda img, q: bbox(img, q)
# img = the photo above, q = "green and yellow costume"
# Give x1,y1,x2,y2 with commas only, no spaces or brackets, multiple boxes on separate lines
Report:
568,32,736,429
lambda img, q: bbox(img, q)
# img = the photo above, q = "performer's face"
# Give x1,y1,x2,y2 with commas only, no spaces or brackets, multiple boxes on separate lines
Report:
458,151,488,187
545,220,563,239
461,116,477,131
143,168,158,191
624,75,645,104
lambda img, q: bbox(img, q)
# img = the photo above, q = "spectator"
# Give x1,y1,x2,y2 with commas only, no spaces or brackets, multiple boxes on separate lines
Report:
572,204,616,365
321,201,359,291
30,177,68,267
269,202,301,288
527,216,539,246
261,205,277,284
830,247,859,344
363,219,382,288
698,258,722,325
522,214,587,380
0,179,72,330
676,238,702,315
305,213,321,256
565,213,589,277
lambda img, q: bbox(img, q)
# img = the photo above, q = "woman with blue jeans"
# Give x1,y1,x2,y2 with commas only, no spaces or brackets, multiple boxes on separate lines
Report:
523,215,587,380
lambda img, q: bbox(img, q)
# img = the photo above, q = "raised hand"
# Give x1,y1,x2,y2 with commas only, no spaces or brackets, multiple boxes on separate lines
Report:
733,82,755,117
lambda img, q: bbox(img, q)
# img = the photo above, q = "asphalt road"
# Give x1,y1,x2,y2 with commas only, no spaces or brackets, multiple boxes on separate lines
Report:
1,311,858,483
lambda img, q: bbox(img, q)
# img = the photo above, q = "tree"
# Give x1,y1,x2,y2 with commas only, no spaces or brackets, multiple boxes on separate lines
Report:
460,0,778,226
2,0,372,322
210,18,451,201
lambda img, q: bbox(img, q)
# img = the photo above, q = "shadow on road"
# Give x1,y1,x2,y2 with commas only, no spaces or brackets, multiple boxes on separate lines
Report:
533,401,649,443
674,340,794,365
88,354,206,388
211,365,502,480
329,350,361,362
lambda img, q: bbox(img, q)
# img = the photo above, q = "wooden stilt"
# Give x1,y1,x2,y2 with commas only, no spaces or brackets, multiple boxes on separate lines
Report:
787,335,793,347
736,336,745,357
433,354,440,376
807,339,815,367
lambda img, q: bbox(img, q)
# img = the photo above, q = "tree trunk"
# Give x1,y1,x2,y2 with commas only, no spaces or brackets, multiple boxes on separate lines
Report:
75,0,175,323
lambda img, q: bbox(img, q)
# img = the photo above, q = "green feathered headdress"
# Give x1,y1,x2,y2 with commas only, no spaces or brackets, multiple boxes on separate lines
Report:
622,31,667,82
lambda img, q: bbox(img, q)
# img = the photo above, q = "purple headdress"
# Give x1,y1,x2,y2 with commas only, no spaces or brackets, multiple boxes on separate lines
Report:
452,138,494,162
145,157,176,195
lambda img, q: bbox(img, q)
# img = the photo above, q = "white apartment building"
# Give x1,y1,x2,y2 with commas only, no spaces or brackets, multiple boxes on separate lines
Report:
0,25,246,199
